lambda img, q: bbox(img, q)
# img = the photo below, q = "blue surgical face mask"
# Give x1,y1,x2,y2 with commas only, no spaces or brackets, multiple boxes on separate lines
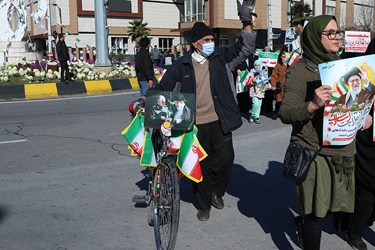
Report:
199,42,215,57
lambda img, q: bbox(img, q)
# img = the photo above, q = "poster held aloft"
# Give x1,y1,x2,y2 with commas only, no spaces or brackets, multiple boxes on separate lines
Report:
319,54,375,145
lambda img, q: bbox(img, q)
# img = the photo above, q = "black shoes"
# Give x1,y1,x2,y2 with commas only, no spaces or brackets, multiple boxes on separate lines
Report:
197,210,210,221
346,235,368,250
211,193,224,210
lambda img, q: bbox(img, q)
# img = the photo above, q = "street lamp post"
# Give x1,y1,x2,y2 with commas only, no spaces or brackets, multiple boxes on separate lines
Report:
52,3,63,34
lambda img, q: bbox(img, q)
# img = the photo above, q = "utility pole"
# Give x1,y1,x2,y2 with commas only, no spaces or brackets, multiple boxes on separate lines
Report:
94,0,111,68
267,0,273,49
47,0,53,59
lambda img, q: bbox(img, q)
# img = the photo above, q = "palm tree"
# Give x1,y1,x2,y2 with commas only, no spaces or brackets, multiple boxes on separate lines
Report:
287,2,313,27
127,19,151,46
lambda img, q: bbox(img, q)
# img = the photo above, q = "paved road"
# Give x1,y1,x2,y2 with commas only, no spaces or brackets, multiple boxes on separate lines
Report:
0,92,374,249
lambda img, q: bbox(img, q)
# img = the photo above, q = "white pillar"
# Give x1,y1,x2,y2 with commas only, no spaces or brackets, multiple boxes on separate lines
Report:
47,0,52,58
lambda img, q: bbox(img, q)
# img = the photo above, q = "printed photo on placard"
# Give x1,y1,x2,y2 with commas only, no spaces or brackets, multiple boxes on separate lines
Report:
144,90,195,131
319,54,375,146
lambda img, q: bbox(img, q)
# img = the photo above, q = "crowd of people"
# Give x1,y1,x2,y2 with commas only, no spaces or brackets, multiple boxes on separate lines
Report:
132,2,375,249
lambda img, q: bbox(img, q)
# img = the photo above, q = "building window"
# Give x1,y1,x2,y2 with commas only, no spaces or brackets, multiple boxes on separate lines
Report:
159,38,173,53
111,37,128,54
326,6,335,16
184,0,206,22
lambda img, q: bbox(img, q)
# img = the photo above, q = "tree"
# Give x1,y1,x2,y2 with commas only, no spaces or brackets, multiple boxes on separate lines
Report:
353,0,375,32
127,19,151,46
287,2,313,27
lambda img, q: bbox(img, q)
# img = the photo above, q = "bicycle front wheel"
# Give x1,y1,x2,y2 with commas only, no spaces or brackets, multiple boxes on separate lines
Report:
153,157,180,250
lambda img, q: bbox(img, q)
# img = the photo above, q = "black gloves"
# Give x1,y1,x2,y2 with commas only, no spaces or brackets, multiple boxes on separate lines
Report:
237,0,257,23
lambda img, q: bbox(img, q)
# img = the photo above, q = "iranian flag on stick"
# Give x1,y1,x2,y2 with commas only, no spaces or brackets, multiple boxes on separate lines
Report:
288,51,301,66
140,129,157,167
236,70,251,93
177,127,207,183
121,113,145,156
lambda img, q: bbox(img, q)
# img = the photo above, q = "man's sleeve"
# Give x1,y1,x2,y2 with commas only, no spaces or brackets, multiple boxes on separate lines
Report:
222,29,256,66
145,55,154,81
154,62,181,91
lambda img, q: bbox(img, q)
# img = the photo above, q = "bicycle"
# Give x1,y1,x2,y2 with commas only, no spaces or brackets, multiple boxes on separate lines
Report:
131,109,180,250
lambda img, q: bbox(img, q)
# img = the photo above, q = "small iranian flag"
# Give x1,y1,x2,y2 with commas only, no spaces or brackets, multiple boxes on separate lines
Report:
168,133,183,154
86,44,91,49
65,31,73,35
288,51,301,66
177,127,207,183
236,70,251,93
121,113,145,156
75,38,81,43
140,129,157,167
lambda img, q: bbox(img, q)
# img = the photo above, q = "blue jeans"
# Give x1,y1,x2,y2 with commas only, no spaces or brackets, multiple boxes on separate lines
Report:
138,80,148,97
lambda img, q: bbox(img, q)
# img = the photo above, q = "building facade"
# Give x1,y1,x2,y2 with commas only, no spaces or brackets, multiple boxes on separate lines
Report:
25,0,375,59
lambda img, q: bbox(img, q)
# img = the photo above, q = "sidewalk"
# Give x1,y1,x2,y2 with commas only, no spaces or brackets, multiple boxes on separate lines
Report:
0,78,140,100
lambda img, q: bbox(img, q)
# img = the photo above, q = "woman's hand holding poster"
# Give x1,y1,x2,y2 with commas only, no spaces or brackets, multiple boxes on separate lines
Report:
319,54,375,146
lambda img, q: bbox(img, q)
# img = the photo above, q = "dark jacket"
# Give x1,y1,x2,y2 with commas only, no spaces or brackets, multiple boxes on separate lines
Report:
135,48,154,81
56,40,69,62
154,30,256,134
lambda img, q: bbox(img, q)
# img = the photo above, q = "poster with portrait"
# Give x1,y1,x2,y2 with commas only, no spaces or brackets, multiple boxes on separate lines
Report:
144,90,195,131
284,27,296,45
319,54,375,146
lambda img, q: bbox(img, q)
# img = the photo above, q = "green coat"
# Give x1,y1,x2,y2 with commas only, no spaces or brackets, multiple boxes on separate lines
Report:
279,58,356,217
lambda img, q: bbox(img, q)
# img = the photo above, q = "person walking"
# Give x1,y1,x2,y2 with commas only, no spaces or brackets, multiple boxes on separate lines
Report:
279,15,356,250
150,45,160,66
153,0,256,221
56,34,71,83
135,37,154,96
270,50,288,115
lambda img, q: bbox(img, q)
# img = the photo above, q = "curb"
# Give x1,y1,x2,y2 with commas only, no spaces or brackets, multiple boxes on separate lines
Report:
0,78,140,100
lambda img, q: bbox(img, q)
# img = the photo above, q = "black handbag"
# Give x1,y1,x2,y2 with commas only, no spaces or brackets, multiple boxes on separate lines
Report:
283,143,322,183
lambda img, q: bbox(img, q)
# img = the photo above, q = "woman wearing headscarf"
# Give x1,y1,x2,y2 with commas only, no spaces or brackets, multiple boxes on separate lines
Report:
279,15,356,250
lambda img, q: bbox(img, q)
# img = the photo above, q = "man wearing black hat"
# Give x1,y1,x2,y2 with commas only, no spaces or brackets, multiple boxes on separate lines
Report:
334,67,373,107
153,0,257,221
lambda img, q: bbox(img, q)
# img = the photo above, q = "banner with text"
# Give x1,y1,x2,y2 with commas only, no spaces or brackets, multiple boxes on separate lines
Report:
345,31,371,53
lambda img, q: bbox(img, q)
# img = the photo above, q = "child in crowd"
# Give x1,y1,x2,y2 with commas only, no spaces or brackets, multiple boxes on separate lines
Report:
248,60,270,124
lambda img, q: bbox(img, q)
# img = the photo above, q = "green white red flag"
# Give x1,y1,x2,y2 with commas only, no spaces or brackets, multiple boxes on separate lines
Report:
236,70,251,93
177,126,207,183
121,114,206,183
140,129,157,167
288,51,301,66
121,113,145,156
